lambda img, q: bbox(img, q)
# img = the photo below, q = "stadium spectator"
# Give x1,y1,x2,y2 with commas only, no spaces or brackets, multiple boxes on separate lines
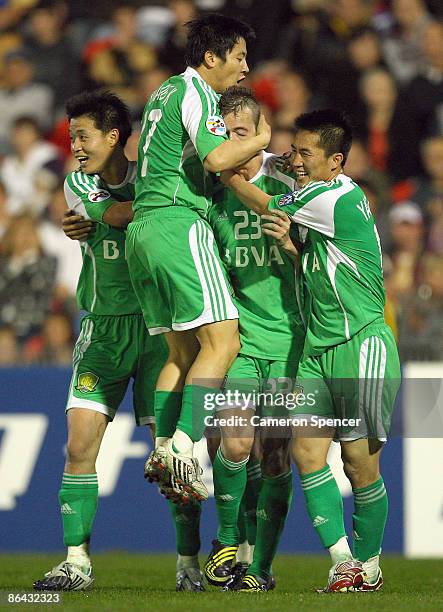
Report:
397,253,443,361
382,0,432,85
0,181,11,240
385,201,425,301
157,0,199,74
389,19,443,181
23,311,74,364
0,213,57,342
0,48,54,153
273,70,317,130
0,324,19,365
359,67,398,172
0,116,63,216
38,184,83,306
81,3,157,102
23,0,80,113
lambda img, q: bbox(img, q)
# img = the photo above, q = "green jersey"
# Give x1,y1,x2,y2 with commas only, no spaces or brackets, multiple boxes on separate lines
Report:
209,152,305,362
64,162,140,315
269,173,385,357
134,67,226,218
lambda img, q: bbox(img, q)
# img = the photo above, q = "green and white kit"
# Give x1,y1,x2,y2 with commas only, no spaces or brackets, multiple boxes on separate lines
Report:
208,152,307,411
269,173,401,437
64,163,167,424
127,67,238,334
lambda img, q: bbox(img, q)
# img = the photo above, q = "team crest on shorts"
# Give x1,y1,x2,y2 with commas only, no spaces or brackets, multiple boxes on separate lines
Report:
206,115,226,136
75,372,99,393
88,189,111,203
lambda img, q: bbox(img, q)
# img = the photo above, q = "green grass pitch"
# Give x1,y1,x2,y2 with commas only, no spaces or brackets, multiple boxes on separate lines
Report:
1,554,442,611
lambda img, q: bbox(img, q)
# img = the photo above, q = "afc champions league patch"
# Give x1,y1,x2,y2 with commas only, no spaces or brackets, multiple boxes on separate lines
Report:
278,193,294,208
75,371,100,393
206,115,226,136
88,189,111,203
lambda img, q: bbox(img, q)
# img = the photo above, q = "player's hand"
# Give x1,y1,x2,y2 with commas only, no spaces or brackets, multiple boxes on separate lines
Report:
62,210,94,241
261,209,296,252
276,150,294,173
256,113,271,148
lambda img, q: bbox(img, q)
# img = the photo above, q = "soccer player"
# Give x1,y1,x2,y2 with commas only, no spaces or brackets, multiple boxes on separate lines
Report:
33,91,171,591
203,87,307,591
220,109,401,592
126,14,271,500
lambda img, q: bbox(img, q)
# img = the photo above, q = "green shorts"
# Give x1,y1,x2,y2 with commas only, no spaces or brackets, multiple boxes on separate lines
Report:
294,321,401,440
126,208,238,335
221,353,301,414
66,313,168,425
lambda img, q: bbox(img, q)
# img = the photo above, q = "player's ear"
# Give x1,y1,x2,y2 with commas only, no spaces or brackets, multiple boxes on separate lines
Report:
107,128,120,148
331,152,343,171
203,50,218,68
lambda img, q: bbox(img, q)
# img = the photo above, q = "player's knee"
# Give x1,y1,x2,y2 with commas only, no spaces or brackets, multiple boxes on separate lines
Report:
291,440,325,474
222,437,253,463
343,459,379,489
66,436,97,466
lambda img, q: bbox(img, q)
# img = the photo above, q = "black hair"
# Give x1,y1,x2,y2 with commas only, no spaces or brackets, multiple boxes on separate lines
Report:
219,86,260,127
66,90,132,147
294,109,353,165
185,13,255,67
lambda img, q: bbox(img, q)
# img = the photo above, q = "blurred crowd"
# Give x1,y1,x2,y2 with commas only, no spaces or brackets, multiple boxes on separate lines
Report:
0,0,442,365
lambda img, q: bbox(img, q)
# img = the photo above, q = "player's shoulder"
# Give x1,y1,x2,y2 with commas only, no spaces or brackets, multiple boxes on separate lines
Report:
64,170,101,196
297,173,357,204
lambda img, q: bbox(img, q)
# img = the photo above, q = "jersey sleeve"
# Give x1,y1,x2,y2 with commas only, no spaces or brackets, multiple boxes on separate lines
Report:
268,181,336,237
64,172,118,222
181,77,227,162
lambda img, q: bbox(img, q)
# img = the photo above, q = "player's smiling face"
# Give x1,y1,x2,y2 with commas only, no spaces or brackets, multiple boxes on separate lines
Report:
290,130,343,183
69,116,117,175
212,38,249,93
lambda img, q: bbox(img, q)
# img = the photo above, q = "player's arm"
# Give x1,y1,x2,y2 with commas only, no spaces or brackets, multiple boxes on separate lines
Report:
220,170,271,215
203,114,271,173
181,79,270,173
102,201,133,228
222,171,335,237
64,174,133,229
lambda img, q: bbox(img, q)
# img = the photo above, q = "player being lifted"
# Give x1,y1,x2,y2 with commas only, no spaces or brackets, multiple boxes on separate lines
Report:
220,109,401,593
203,87,307,591
126,14,271,501
33,91,171,592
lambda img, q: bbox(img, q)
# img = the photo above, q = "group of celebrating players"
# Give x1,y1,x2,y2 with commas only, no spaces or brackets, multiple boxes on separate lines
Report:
33,13,401,595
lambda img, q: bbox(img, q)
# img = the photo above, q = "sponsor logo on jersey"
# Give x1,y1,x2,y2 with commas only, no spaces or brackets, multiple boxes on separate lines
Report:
75,372,99,393
278,193,293,208
206,115,226,136
88,189,111,203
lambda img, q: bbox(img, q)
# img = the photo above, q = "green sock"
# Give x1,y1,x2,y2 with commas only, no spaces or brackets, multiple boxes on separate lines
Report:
59,473,98,546
248,470,292,579
353,477,388,562
213,448,248,545
300,465,346,549
237,498,247,544
154,391,182,439
243,459,262,545
168,499,201,556
176,384,215,442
